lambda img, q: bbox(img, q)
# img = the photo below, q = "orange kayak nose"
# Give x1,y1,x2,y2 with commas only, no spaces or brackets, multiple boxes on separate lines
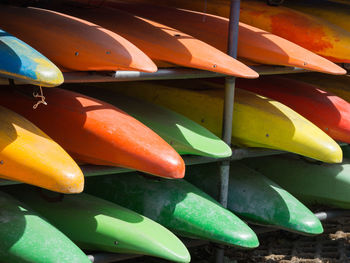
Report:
0,6,157,73
0,87,185,179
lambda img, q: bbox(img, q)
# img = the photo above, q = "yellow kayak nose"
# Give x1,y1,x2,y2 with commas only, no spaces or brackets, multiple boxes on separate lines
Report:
0,106,84,193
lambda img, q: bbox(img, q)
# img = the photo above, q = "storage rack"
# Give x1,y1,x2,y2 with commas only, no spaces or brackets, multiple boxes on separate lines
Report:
4,0,350,262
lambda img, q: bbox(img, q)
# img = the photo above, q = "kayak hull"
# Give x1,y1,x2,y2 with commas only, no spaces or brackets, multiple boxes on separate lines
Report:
0,191,90,263
0,6,157,72
103,81,342,163
85,172,259,249
70,85,232,158
236,76,350,143
0,29,63,87
289,73,350,104
53,6,258,78
0,87,185,179
6,187,191,263
0,105,83,193
95,1,345,75
243,155,350,209
185,162,323,235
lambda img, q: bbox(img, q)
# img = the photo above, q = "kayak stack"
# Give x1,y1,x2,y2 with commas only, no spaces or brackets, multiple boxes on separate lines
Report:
0,0,350,262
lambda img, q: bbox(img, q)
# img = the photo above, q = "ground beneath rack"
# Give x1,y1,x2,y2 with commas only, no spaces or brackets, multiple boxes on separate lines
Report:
123,216,350,263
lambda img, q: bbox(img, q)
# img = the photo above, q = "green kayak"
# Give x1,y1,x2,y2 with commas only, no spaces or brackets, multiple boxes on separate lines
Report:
0,190,90,263
85,172,259,249
67,85,232,158
242,155,350,209
185,162,323,235
6,186,190,263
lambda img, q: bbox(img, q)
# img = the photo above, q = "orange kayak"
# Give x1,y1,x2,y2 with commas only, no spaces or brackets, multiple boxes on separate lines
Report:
238,1,350,63
77,0,345,74
0,105,84,193
0,87,185,179
54,6,257,78
0,6,157,72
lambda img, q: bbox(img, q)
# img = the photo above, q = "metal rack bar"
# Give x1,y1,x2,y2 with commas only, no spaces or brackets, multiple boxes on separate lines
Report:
61,66,307,83
315,210,350,221
215,0,241,262
0,66,309,86
63,66,309,83
64,68,223,83
0,147,287,186
0,155,220,186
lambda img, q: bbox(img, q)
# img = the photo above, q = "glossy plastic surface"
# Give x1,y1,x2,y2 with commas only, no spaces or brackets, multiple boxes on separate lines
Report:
0,6,157,72
0,87,185,179
0,29,63,86
186,162,323,235
85,173,259,248
71,85,232,158
0,191,90,263
107,81,342,163
54,6,258,78
8,187,191,263
0,105,83,193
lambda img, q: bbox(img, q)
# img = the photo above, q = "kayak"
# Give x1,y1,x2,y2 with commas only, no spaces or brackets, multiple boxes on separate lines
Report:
77,1,345,75
0,87,185,179
5,187,191,263
85,172,259,248
53,6,258,78
234,76,350,143
0,6,157,72
238,1,350,63
242,155,350,209
105,81,342,163
121,0,350,63
0,29,63,87
185,162,323,235
289,73,350,103
0,191,90,263
69,85,232,158
0,105,83,193
286,0,350,32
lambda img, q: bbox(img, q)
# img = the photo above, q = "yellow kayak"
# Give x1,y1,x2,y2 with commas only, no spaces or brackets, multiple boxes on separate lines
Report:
289,73,350,103
102,82,342,163
0,106,84,193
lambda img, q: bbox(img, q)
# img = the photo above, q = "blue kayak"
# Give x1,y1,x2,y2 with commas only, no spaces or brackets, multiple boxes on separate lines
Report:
0,29,63,87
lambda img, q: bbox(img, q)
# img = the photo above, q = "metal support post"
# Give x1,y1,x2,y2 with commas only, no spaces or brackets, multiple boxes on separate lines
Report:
216,0,241,262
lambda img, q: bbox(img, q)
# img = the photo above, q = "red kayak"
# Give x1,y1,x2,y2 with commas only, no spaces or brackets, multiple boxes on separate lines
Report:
0,87,185,179
235,76,350,144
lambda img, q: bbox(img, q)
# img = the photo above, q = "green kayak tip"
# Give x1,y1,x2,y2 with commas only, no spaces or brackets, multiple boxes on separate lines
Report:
186,162,323,236
242,154,350,210
4,185,190,263
0,190,90,263
85,172,259,249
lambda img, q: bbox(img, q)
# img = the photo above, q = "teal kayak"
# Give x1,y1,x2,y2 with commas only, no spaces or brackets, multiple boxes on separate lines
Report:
68,85,232,158
186,162,323,235
84,172,259,248
243,154,350,209
0,190,90,263
5,186,190,263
